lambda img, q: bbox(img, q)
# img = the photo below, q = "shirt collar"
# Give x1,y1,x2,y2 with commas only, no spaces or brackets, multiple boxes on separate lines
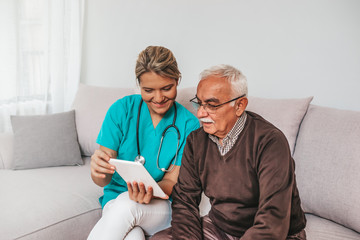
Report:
208,112,247,145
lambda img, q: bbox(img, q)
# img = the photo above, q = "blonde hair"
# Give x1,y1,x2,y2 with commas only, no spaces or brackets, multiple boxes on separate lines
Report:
135,46,181,83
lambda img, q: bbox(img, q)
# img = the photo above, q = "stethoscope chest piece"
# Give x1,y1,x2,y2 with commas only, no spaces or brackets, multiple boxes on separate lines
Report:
134,155,145,165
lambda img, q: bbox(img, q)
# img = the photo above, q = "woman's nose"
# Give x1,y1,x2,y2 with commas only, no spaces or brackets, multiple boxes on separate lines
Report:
154,91,164,102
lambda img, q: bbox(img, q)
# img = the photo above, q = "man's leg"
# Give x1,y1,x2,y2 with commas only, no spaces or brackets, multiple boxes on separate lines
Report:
151,215,243,240
286,229,307,240
202,215,240,240
204,215,307,240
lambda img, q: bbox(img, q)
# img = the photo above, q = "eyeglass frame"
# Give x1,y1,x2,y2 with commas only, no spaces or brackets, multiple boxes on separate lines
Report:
189,94,246,113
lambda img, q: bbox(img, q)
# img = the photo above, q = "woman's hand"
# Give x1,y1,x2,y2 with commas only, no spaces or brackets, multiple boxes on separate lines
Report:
127,181,154,204
127,181,170,204
127,165,180,204
90,146,117,187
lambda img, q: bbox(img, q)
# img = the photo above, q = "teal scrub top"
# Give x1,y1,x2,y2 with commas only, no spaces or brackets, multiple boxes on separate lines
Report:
97,94,199,208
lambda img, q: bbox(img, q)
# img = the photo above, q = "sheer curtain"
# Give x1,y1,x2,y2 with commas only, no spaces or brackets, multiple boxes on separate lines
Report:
0,0,84,133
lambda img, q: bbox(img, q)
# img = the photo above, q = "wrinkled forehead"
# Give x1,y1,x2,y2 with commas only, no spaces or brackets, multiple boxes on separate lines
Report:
197,76,232,101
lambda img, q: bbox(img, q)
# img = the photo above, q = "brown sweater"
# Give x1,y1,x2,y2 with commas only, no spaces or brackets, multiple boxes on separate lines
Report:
171,111,306,240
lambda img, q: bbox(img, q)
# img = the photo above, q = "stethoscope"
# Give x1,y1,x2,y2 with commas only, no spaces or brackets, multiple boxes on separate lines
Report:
134,100,181,172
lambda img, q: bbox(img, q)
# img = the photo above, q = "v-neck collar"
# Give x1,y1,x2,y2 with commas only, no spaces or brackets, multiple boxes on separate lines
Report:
215,114,250,162
142,101,176,133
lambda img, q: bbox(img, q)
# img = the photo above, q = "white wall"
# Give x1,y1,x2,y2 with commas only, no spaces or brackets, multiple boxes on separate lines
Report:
81,0,360,111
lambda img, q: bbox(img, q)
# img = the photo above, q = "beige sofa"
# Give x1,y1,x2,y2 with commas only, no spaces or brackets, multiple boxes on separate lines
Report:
0,83,359,239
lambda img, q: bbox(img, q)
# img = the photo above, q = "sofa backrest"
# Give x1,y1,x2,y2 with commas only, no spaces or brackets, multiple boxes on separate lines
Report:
72,84,313,158
293,104,360,233
71,83,135,156
247,96,313,155
0,83,313,171
178,89,313,155
71,85,200,157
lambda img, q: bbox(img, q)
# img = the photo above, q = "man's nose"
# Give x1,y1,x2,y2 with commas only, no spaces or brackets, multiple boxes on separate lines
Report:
197,105,208,118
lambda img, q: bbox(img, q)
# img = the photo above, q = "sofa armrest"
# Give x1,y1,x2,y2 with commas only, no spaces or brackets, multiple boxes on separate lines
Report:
0,133,14,169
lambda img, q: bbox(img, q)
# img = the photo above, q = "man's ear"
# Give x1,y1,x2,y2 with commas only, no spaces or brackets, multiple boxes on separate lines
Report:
235,97,248,117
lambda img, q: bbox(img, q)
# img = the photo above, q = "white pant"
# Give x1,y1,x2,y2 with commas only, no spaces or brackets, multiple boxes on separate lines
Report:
87,192,172,240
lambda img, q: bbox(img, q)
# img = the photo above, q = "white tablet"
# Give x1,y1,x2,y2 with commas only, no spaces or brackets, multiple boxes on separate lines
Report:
109,158,167,199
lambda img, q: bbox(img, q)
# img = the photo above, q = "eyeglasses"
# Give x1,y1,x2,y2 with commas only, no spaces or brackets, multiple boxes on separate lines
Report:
190,94,245,114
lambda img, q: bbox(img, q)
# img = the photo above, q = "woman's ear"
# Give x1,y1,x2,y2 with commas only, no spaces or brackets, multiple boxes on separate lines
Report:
236,97,248,117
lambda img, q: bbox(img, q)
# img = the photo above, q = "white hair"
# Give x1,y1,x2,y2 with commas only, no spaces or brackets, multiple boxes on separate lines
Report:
199,64,248,105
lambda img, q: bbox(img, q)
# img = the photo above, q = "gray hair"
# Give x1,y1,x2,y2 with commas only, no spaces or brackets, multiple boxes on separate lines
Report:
199,64,248,100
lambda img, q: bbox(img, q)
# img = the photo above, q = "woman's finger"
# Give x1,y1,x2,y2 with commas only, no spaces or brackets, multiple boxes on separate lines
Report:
127,182,134,200
132,181,139,198
90,168,106,179
92,150,114,168
94,149,110,161
143,186,153,204
90,160,112,178
94,164,115,175
137,182,146,202
96,157,114,170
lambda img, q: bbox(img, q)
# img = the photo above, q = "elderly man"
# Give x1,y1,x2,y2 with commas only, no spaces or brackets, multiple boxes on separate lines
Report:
151,64,306,240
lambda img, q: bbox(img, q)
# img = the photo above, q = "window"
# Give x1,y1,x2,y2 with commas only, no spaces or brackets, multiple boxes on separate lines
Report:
0,0,84,133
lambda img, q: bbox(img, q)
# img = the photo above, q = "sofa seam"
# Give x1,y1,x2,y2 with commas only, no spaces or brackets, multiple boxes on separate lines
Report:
305,213,360,235
14,207,102,239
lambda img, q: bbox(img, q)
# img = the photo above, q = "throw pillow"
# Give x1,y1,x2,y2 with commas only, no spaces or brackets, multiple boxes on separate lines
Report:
246,96,313,155
11,110,82,170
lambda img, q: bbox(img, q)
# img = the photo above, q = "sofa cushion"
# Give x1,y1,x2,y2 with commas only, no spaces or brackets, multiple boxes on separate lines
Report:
15,210,101,240
294,105,360,233
72,83,135,156
305,214,360,240
0,157,102,240
10,110,82,169
247,96,313,154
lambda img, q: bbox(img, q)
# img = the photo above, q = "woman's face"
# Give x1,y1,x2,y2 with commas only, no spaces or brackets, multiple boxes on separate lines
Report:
139,71,178,117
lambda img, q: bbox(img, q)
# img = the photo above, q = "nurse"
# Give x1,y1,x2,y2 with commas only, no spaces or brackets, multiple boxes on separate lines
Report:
87,46,199,240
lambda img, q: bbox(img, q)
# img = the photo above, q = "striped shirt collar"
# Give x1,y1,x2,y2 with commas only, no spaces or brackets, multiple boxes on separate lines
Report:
208,112,247,156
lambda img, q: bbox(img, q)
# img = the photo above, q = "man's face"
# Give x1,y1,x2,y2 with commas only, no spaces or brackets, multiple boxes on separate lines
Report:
196,75,247,140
